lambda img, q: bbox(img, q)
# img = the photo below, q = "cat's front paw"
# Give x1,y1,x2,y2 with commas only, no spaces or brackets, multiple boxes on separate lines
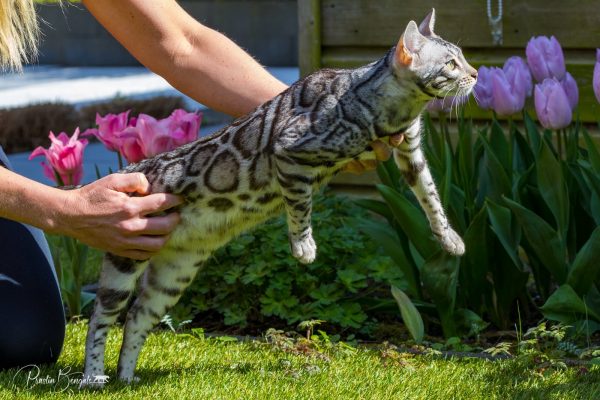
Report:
439,228,465,256
290,232,317,264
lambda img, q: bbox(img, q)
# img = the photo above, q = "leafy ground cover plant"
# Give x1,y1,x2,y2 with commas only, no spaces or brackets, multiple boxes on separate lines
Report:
170,193,402,333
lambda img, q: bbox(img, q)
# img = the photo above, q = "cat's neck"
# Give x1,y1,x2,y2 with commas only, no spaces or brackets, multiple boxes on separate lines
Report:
351,50,430,137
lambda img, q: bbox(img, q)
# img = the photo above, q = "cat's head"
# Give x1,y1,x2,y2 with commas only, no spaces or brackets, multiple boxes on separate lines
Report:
394,9,477,99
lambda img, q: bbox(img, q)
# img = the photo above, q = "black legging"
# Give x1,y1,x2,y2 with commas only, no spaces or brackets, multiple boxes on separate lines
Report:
0,149,65,369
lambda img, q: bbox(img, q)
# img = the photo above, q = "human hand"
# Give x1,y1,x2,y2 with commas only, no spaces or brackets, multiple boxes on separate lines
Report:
343,133,405,174
59,173,183,260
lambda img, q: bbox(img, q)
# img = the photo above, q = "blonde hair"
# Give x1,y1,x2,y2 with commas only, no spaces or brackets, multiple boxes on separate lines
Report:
0,0,39,71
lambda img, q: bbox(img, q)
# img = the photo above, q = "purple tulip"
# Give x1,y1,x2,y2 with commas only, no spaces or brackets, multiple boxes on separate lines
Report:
490,67,526,116
526,36,566,82
474,66,493,110
534,78,572,130
593,49,600,104
560,72,579,111
503,56,533,97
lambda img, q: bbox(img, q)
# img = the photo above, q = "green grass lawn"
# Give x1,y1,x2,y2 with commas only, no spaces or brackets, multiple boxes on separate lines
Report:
1,322,599,400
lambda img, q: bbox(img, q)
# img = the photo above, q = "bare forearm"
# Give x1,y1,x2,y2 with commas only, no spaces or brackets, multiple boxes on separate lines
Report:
82,0,287,117
0,167,67,233
161,26,288,117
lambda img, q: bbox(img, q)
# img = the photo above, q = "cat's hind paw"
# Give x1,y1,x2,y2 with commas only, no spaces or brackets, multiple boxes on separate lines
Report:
440,228,465,256
118,375,140,384
290,233,317,264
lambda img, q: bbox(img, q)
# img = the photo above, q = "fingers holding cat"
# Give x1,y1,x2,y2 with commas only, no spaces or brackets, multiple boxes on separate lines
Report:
343,133,405,174
60,173,183,260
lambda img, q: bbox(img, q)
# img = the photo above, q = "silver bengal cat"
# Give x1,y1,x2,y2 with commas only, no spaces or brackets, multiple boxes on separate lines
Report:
82,9,477,387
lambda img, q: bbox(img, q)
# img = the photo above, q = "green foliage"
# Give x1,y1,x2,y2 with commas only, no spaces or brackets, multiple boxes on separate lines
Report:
359,112,600,338
47,234,102,319
171,193,400,331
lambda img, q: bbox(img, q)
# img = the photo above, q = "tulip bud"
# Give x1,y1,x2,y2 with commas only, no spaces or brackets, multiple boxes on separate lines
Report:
490,67,526,116
526,36,566,82
503,56,533,97
593,49,600,104
560,72,579,111
534,78,572,130
474,66,494,110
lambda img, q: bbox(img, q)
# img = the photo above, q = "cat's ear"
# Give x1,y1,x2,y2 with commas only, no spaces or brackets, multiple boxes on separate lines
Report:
418,8,436,37
395,21,427,66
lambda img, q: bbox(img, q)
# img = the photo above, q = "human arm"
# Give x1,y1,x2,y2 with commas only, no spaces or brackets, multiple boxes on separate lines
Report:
0,167,181,260
82,0,287,118
82,0,402,166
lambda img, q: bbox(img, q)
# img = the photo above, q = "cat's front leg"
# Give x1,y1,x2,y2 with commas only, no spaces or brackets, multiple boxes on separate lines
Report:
392,120,465,256
275,159,316,264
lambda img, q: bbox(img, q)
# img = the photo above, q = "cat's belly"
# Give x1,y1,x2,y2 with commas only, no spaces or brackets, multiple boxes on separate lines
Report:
161,195,285,259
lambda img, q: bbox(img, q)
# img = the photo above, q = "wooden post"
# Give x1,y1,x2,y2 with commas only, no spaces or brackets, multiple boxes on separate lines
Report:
298,0,322,78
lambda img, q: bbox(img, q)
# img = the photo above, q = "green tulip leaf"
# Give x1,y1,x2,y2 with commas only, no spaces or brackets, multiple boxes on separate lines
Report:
486,199,521,268
359,218,420,297
583,128,600,172
536,138,569,237
490,119,510,175
391,285,424,343
479,133,512,202
461,206,490,301
540,284,600,323
524,111,541,154
376,184,438,258
567,226,600,296
421,251,460,337
503,197,567,283
354,199,393,221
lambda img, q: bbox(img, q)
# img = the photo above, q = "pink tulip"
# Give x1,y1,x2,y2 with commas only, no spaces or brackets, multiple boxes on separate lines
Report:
166,109,202,144
29,128,88,185
135,114,173,158
83,111,134,151
114,127,146,163
534,78,572,130
84,109,201,164
593,49,600,104
526,36,566,82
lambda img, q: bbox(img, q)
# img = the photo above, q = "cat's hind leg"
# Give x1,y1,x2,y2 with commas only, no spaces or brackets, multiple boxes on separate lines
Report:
274,159,316,264
116,252,204,383
82,255,148,388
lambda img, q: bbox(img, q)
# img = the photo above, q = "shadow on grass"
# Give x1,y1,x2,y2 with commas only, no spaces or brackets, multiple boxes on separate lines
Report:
476,358,600,400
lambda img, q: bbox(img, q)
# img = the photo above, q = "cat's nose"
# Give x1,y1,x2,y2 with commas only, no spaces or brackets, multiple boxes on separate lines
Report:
467,65,478,80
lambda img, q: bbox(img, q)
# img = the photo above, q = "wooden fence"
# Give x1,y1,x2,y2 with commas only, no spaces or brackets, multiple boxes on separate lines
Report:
298,0,600,122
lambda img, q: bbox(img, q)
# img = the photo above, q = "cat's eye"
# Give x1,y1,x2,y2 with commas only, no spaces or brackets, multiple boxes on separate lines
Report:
446,60,457,70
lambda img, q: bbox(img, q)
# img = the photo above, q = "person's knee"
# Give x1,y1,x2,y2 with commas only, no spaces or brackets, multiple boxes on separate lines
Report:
0,316,65,369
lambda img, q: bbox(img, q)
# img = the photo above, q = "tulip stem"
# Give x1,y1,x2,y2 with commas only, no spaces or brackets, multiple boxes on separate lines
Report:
117,152,124,170
556,129,563,160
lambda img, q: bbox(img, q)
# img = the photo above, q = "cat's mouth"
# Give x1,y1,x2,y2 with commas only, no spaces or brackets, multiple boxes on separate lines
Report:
433,79,476,100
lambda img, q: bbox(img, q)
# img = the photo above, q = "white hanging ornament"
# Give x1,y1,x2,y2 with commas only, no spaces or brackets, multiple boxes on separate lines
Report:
487,0,503,46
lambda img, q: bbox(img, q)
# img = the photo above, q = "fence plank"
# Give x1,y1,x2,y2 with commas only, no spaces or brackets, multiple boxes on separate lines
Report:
298,0,323,77
321,0,600,49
